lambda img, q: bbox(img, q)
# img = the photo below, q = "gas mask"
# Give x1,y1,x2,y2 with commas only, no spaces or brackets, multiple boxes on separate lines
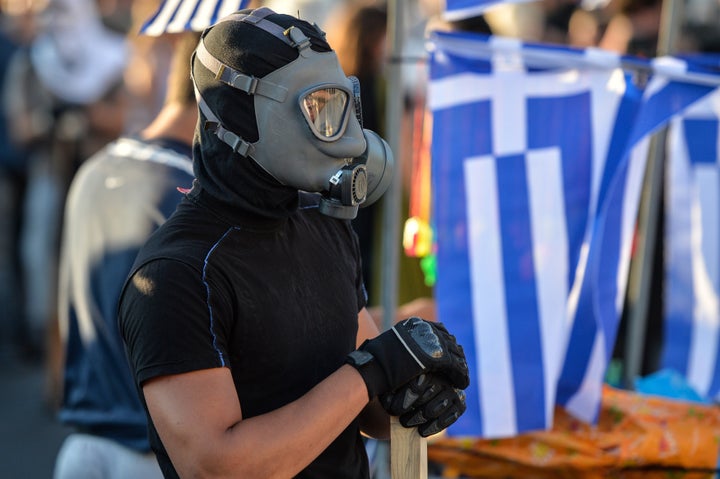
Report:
191,7,393,219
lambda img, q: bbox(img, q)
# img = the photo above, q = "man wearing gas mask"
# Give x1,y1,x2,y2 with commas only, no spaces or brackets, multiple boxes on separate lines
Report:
118,7,469,479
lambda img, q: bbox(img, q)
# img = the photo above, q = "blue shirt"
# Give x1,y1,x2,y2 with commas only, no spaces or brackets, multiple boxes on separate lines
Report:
58,136,194,451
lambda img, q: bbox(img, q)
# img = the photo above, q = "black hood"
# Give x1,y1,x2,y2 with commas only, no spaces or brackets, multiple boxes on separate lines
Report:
188,132,299,221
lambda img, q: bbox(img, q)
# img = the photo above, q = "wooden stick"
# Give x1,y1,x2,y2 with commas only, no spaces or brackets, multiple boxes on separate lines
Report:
390,416,427,479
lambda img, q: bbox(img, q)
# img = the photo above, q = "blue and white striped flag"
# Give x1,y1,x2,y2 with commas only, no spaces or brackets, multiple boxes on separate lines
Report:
558,56,720,422
428,30,647,437
140,0,249,36
661,62,720,400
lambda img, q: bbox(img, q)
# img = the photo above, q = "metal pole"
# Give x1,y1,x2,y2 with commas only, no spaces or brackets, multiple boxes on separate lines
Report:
622,0,684,389
655,0,684,57
380,0,404,332
623,130,666,388
382,2,428,479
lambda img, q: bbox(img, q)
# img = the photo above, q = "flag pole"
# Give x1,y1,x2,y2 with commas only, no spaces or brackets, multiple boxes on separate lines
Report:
622,0,684,389
390,416,428,478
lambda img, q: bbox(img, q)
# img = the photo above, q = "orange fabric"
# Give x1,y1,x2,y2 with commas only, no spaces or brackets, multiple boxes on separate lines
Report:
404,100,433,259
428,385,720,478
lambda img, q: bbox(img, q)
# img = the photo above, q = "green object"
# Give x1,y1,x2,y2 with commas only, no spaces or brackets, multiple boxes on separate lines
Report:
420,254,436,287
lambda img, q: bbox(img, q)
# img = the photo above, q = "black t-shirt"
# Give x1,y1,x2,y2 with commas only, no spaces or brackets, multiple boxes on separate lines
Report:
119,191,369,479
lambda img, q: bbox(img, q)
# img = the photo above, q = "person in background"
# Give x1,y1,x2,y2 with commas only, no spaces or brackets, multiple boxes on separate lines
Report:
52,1,248,477
0,1,35,359
598,0,662,57
2,0,128,373
118,7,469,478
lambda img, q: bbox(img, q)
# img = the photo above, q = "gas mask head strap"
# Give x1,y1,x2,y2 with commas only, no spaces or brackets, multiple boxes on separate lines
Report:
194,38,288,101
191,8,327,157
194,8,322,100
192,75,254,157
230,7,326,56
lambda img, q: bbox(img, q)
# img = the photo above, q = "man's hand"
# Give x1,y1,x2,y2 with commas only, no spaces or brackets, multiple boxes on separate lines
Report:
381,373,466,437
346,317,469,400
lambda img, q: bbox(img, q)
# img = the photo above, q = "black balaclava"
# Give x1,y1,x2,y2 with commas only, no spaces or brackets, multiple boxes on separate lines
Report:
188,10,333,220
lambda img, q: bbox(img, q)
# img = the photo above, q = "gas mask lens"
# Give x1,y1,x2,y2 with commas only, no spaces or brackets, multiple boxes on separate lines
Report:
301,87,349,140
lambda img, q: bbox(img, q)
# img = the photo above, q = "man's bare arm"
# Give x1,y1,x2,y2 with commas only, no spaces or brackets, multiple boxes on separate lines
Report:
144,364,369,479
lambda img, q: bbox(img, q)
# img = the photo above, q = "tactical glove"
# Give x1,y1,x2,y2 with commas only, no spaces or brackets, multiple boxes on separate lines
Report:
346,316,469,400
380,373,467,437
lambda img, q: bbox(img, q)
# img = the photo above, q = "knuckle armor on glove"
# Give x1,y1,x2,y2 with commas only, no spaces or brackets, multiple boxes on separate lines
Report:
345,317,470,400
380,373,467,437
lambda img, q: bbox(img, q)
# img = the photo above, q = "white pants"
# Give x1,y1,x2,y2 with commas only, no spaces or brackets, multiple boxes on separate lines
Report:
53,433,163,479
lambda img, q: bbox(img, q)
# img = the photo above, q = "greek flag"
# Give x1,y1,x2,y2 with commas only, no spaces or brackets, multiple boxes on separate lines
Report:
140,0,249,36
555,55,720,425
661,64,720,400
428,31,720,438
428,30,645,437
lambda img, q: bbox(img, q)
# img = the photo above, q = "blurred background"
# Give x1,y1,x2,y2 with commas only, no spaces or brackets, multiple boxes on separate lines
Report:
0,0,718,477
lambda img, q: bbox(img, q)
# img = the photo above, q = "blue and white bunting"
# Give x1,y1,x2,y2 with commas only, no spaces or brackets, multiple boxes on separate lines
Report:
444,0,536,21
661,77,720,401
140,0,249,36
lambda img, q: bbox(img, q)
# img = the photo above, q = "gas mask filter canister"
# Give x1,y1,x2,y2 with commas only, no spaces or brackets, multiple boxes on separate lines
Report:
318,129,393,219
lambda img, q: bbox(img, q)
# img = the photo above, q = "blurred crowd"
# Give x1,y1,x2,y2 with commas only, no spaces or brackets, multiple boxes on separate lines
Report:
0,0,179,398
0,0,717,472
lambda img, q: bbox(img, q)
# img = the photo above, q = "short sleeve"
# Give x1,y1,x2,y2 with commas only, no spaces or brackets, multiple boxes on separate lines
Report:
119,258,232,386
